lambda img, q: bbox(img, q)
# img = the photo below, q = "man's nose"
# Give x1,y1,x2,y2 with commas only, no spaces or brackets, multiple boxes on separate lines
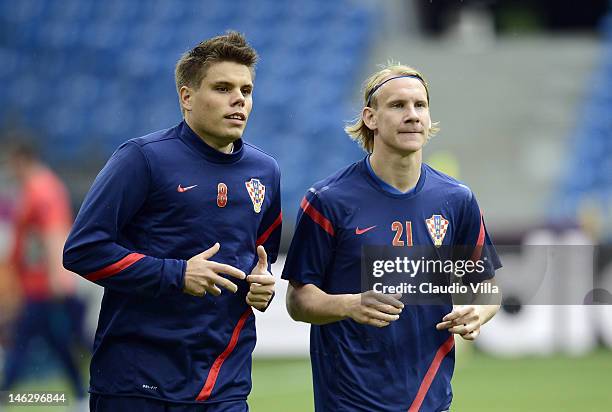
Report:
231,90,245,106
403,106,419,122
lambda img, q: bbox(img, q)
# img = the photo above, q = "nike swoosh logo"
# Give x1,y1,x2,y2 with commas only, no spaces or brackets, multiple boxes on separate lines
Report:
177,184,198,193
355,225,377,235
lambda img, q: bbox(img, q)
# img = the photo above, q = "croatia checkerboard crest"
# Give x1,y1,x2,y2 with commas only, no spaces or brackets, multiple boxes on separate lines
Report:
245,178,265,213
426,214,449,247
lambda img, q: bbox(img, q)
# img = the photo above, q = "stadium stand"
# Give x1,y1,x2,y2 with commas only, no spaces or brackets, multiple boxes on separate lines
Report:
0,0,376,218
554,9,612,239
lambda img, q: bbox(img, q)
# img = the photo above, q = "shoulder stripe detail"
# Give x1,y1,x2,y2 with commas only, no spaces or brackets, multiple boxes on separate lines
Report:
85,253,145,282
471,211,485,261
257,211,282,246
196,308,253,401
300,196,335,236
407,335,455,412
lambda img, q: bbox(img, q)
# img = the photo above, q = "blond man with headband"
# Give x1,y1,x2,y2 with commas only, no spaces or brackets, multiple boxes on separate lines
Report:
283,64,502,411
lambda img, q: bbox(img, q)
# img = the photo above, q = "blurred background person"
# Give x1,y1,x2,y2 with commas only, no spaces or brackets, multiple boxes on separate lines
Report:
0,138,87,407
0,168,22,382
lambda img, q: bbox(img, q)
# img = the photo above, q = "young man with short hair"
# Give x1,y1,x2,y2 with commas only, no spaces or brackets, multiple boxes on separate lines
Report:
64,32,282,412
283,64,502,412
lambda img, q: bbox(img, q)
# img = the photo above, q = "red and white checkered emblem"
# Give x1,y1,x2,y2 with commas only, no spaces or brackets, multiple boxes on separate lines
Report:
245,178,265,213
426,214,449,247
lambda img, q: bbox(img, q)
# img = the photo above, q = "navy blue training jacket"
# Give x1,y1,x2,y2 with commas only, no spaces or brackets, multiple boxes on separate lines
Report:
282,159,501,412
63,121,282,405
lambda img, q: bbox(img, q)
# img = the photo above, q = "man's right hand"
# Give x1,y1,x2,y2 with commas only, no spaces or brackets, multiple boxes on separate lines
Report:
183,243,246,297
344,291,404,328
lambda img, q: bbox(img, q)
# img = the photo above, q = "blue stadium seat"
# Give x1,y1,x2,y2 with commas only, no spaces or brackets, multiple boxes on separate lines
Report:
2,0,48,25
556,19,612,220
0,0,377,223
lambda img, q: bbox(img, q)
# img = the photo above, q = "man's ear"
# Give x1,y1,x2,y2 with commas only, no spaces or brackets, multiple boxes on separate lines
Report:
362,107,376,131
179,86,192,112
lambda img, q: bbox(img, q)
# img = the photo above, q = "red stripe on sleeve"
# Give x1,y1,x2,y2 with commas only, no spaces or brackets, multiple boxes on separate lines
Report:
85,253,145,282
197,308,253,402
407,336,455,412
256,211,282,246
470,211,485,261
300,196,335,236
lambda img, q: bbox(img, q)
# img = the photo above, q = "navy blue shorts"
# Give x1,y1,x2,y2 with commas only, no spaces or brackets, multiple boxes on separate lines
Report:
89,394,248,412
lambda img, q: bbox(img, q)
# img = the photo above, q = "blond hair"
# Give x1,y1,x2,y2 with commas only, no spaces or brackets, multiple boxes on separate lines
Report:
345,63,440,153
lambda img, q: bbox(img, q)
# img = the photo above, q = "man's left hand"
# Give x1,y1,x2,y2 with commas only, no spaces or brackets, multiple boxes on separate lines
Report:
436,305,483,341
246,245,275,311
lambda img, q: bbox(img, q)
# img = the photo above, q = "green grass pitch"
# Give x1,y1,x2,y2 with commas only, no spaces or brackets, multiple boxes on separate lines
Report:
250,349,612,411
5,349,612,411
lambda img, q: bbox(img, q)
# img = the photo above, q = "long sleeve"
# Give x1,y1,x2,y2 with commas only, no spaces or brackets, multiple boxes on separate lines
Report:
282,188,336,287
255,165,282,267
63,142,185,297
454,191,502,284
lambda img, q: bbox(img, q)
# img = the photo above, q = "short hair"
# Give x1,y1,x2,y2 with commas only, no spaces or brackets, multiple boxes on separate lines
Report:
3,133,39,162
175,31,258,111
345,63,440,153
11,143,37,161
